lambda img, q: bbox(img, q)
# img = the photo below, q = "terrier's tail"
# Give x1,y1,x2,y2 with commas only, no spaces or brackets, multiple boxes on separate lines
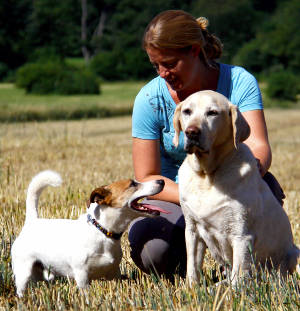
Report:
25,170,62,222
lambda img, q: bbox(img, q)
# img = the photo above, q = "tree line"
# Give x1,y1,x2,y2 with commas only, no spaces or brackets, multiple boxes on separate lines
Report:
1,0,299,100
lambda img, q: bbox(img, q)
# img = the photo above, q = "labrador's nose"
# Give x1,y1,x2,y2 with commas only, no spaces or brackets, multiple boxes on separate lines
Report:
185,126,200,139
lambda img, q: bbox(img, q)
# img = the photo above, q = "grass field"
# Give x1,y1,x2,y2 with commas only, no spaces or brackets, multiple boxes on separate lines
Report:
0,82,145,122
0,108,299,310
0,81,299,123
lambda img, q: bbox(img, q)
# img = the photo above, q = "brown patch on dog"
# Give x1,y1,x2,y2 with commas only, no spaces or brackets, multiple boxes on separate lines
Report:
89,179,133,208
105,180,133,207
89,187,112,206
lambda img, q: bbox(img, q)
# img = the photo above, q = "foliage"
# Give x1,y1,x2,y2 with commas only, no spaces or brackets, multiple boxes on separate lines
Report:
0,63,9,81
234,0,300,74
266,70,299,101
90,49,154,80
26,0,81,59
27,47,63,64
191,0,261,63
0,0,32,73
16,62,100,95
90,51,122,81
0,0,300,90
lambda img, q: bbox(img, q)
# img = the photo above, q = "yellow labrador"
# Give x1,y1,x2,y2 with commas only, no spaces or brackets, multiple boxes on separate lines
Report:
173,90,299,286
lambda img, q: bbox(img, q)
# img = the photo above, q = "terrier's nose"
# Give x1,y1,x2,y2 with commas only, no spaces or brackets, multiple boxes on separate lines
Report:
156,179,165,186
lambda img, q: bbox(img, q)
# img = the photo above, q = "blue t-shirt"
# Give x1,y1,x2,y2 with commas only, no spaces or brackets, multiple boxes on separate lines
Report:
132,63,263,182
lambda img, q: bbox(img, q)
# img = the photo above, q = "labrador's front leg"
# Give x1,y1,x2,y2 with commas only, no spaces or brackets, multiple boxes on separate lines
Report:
231,236,253,286
185,217,207,286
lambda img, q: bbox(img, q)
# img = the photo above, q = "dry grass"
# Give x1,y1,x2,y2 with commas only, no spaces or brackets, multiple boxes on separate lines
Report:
0,111,299,310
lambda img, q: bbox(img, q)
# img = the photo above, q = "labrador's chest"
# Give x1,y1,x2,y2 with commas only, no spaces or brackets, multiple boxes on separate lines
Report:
178,159,248,264
179,160,232,218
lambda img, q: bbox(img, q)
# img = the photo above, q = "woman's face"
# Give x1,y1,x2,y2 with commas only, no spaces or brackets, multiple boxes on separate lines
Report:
146,46,201,92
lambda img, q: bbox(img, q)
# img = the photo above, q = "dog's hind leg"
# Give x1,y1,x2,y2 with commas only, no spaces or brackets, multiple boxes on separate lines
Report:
31,261,46,281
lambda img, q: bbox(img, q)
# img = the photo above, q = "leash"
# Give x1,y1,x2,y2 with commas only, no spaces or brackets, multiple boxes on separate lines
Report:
87,214,123,240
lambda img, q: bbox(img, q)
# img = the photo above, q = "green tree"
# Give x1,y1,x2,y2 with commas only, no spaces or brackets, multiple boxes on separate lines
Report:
261,0,300,72
26,0,81,60
0,0,32,78
80,0,119,62
234,0,300,74
190,0,261,63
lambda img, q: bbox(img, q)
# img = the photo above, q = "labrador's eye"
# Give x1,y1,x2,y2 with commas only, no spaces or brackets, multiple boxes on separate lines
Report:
182,108,192,116
130,180,138,187
207,110,218,117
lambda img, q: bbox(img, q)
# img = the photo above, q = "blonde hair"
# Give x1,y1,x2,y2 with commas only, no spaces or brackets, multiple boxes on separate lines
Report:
143,10,223,65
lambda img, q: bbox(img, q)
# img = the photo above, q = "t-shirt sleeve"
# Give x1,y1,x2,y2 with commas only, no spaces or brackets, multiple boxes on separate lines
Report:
233,69,263,112
132,85,160,139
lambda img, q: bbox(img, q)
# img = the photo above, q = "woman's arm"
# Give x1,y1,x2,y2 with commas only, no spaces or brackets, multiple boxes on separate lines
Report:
132,137,180,204
242,109,272,176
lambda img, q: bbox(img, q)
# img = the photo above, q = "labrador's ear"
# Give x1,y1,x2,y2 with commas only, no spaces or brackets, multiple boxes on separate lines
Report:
89,187,112,206
230,103,250,148
173,102,183,147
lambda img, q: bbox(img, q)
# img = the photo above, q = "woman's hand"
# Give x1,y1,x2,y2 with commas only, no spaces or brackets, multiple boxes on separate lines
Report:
132,138,180,204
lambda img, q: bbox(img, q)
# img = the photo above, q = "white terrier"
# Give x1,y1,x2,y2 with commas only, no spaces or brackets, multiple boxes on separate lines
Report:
11,170,167,297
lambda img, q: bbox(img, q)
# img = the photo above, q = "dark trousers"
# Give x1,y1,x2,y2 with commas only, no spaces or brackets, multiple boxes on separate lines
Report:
128,172,285,277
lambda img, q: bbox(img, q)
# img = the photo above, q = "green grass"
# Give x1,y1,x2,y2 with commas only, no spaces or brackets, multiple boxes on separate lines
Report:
1,80,299,123
0,81,145,122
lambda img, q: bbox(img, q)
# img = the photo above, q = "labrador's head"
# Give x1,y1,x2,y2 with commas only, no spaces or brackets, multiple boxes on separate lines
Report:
173,90,250,154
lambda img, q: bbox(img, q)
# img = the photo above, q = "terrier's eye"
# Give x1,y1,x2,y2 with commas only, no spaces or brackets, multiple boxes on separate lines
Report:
182,108,192,116
207,110,218,116
92,194,104,203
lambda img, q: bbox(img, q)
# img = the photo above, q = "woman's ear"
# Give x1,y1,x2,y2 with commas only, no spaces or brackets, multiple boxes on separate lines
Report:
190,44,202,57
173,102,183,147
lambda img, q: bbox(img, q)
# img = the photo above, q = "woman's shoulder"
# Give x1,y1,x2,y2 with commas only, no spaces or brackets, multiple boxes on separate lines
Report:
219,63,262,111
136,76,164,99
220,63,257,82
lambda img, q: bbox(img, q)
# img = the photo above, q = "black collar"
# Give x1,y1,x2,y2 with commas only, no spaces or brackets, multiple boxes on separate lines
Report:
87,214,123,240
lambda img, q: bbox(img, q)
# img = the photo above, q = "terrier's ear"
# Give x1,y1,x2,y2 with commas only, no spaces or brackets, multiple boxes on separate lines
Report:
89,187,112,206
173,102,183,147
230,103,250,148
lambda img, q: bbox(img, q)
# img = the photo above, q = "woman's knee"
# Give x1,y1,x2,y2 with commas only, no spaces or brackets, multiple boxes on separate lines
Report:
128,215,186,276
133,238,171,274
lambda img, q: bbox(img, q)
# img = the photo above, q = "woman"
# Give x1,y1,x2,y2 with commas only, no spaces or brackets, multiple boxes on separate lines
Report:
128,10,284,277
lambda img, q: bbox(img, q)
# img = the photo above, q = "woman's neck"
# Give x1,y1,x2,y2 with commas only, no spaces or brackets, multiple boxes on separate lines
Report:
169,64,219,104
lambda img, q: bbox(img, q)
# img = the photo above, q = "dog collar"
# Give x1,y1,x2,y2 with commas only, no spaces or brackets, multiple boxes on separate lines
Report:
87,214,123,240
